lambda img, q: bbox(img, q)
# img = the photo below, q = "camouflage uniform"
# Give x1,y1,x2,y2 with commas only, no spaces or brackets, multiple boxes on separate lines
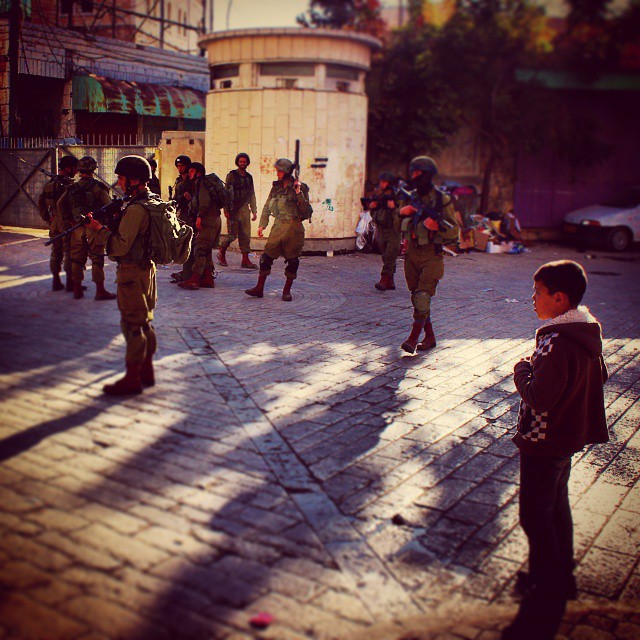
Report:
402,188,459,321
221,169,257,254
148,173,161,196
190,177,224,278
173,175,193,223
57,177,112,288
259,179,313,280
38,174,73,284
97,189,157,367
371,186,401,276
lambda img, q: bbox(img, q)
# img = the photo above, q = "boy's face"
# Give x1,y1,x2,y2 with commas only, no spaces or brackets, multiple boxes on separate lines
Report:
532,279,570,320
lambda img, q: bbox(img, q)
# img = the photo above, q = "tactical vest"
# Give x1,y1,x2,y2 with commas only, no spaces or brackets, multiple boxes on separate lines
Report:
67,178,107,222
229,170,254,211
114,194,150,266
267,182,311,222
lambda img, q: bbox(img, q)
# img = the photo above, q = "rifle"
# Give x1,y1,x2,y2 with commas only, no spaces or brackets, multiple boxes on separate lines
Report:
44,197,128,246
10,152,57,180
395,180,453,232
293,139,300,182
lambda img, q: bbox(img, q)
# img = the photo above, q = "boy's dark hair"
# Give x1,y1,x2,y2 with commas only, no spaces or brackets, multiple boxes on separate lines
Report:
534,260,587,308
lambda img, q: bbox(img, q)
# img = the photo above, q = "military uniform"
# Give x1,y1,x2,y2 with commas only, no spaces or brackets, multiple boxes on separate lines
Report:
57,177,112,295
148,173,161,196
184,176,224,287
38,174,73,289
97,189,157,371
173,175,193,223
371,186,401,278
221,169,257,254
403,187,458,322
259,179,312,280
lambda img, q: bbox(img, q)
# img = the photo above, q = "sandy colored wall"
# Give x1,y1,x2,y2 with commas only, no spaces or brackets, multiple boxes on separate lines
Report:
157,131,205,200
206,89,368,241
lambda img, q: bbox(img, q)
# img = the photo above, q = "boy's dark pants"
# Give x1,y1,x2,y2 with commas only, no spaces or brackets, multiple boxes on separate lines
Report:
519,451,574,592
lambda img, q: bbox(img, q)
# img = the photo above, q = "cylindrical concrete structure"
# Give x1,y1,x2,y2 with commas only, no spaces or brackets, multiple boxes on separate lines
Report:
198,28,380,252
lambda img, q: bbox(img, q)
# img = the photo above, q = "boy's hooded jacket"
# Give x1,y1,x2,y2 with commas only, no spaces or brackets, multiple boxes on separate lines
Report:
513,306,609,456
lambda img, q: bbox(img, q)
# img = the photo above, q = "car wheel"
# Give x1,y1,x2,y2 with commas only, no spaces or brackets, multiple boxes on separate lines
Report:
606,227,632,252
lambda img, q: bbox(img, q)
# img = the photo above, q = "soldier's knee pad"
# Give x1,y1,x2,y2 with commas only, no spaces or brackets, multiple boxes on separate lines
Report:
285,257,300,275
259,254,274,271
411,290,431,313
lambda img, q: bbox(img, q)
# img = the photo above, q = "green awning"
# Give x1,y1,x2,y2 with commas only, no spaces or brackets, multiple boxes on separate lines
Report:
72,74,206,120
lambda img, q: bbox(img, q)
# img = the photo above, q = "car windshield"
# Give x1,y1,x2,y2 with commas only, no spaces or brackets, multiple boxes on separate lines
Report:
599,190,640,208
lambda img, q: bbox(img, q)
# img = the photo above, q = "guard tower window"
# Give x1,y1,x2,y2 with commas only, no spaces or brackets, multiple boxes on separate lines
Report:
210,64,239,90
276,78,298,89
326,64,360,81
260,63,315,77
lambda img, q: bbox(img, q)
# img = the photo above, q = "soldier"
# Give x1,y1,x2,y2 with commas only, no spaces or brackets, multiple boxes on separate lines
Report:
217,152,258,269
369,171,401,291
56,156,116,301
148,157,161,196
398,156,459,353
37,155,78,291
170,155,194,283
178,162,224,290
245,158,312,302
172,155,192,221
85,156,157,396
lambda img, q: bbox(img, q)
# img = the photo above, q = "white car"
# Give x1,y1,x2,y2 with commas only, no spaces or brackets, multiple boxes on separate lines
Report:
562,188,640,251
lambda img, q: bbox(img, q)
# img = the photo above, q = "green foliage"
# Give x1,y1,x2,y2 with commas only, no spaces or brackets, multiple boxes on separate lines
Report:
297,0,386,36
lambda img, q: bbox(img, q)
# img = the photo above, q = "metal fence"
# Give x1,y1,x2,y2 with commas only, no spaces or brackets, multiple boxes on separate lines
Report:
0,143,158,229
0,134,161,149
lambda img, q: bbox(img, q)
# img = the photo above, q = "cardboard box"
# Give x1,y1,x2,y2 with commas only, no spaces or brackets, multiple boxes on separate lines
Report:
474,230,491,252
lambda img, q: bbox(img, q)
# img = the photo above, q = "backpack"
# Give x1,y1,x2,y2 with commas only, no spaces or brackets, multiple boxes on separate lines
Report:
143,195,193,265
202,173,231,210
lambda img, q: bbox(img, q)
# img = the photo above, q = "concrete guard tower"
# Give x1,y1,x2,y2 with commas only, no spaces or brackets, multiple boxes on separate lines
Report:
198,28,380,252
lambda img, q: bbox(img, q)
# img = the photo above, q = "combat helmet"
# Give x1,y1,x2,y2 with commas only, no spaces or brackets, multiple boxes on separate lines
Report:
114,155,152,182
235,153,250,166
59,156,78,170
78,156,98,173
378,171,397,185
188,162,206,176
409,156,438,176
175,155,191,166
274,158,294,175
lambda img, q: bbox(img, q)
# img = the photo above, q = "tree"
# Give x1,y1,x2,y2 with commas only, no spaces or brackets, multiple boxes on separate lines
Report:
297,0,386,38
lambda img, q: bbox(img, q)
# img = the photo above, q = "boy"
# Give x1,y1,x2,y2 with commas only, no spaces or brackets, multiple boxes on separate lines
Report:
503,260,609,639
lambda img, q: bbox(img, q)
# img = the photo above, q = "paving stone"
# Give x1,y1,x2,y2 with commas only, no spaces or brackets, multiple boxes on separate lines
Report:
1,234,639,640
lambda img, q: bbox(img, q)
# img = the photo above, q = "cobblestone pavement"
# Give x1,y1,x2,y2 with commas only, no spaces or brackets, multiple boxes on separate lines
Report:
0,227,638,640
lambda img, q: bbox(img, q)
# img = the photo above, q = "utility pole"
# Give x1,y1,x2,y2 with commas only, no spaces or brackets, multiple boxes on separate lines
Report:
8,0,22,137
160,0,165,48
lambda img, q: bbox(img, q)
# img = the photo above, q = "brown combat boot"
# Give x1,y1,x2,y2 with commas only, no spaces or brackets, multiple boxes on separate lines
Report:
374,272,387,291
241,253,258,269
52,273,64,291
217,247,228,266
386,274,396,290
282,277,294,302
73,281,84,299
245,273,268,298
65,270,74,292
199,268,215,288
178,273,201,290
103,363,143,396
417,319,436,351
95,282,116,301
401,320,426,354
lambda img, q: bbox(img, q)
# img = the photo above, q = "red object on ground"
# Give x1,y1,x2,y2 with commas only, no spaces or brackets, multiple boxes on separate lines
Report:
249,612,274,629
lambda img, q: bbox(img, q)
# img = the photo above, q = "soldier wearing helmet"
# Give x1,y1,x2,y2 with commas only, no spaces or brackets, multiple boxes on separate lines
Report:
37,155,78,292
147,157,161,196
86,155,158,396
397,155,459,353
177,162,225,290
245,157,312,301
56,155,115,301
366,170,401,292
172,154,193,222
218,152,258,269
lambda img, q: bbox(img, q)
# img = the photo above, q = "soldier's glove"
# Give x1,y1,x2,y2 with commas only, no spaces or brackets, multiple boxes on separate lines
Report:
85,213,104,232
195,217,202,231
399,205,417,217
424,217,439,231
